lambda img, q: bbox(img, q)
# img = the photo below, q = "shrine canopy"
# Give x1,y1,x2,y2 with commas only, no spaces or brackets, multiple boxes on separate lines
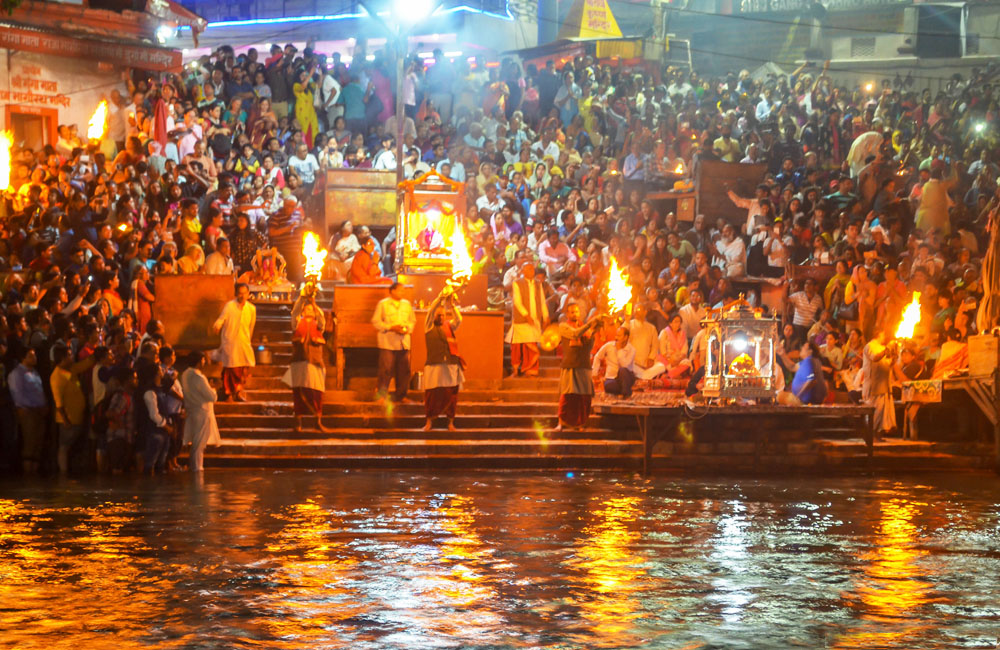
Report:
557,0,622,40
398,169,467,276
506,0,689,72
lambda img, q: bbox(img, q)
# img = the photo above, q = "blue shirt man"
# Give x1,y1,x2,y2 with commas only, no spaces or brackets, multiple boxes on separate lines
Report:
9,352,47,409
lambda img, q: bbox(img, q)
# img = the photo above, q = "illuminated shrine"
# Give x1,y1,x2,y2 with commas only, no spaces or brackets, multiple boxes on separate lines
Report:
702,296,779,400
397,169,468,275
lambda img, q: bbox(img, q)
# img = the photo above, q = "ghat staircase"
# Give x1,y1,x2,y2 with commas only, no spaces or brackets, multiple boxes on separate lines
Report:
198,285,993,473
202,285,645,470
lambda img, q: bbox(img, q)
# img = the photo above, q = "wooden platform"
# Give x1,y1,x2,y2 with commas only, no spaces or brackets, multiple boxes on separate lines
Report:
594,402,875,474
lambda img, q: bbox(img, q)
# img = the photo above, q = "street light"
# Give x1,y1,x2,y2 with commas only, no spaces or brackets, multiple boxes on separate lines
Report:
359,0,436,273
395,0,433,25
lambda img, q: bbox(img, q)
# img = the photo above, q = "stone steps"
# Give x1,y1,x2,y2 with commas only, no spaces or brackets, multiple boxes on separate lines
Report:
215,401,584,418
241,389,560,402
220,424,613,440
816,439,944,456
214,437,638,456
197,310,616,469
813,439,992,471
215,409,593,429
203,453,643,470
214,400,569,417
214,405,593,428
818,452,991,472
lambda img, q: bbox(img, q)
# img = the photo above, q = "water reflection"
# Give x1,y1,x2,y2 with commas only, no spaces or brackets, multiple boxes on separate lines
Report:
836,496,939,648
707,500,753,624
251,499,363,648
566,495,649,647
431,494,498,608
1,473,1000,649
0,495,178,648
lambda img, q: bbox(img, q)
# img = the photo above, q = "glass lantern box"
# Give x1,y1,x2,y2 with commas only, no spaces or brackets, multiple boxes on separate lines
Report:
702,297,779,400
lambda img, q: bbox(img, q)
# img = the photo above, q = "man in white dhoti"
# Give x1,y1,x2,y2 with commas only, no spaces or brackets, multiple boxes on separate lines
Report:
422,287,464,431
862,328,898,437
508,261,548,377
212,283,257,402
181,351,220,472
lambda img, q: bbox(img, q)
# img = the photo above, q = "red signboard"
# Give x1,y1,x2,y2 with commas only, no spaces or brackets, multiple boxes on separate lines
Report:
0,26,180,71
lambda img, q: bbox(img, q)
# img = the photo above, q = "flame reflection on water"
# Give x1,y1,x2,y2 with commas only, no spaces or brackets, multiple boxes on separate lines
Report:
835,497,940,648
1,474,1000,650
566,495,648,646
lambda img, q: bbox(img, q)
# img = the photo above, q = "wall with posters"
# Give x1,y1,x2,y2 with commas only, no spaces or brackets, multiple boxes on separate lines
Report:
0,48,126,149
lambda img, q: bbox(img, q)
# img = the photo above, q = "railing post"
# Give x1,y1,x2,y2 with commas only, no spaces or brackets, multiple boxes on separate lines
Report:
994,331,999,473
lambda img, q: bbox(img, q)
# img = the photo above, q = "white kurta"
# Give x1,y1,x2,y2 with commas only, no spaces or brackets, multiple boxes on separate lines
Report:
862,339,897,433
507,278,548,344
212,299,257,368
181,368,220,447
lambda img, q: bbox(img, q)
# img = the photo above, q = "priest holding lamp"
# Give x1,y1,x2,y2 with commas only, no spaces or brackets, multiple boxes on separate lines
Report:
553,303,604,432
422,287,465,431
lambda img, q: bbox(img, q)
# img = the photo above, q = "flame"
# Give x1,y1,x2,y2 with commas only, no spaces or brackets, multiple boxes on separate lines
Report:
88,100,108,141
673,162,685,174
301,231,327,280
0,131,11,191
606,256,632,314
895,292,921,339
450,226,473,283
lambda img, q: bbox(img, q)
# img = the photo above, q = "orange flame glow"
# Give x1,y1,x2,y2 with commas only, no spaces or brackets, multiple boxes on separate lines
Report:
450,226,473,283
301,231,327,280
673,162,685,174
606,256,632,314
88,101,108,141
895,292,921,339
0,131,11,191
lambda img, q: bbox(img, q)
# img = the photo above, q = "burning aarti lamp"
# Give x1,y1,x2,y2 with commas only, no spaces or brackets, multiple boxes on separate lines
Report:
302,231,327,283
728,352,758,377
88,101,109,143
0,131,12,192
895,292,921,339
605,255,633,320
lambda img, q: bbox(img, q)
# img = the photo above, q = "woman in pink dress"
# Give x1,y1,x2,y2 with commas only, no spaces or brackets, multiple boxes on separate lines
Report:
129,265,155,334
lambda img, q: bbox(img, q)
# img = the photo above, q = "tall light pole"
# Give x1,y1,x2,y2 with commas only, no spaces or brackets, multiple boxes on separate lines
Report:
361,0,434,275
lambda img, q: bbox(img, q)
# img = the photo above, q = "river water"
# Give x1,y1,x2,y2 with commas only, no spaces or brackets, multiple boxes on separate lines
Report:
2,471,1000,649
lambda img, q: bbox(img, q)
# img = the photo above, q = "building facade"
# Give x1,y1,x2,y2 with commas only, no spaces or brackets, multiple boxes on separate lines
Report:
1,0,199,150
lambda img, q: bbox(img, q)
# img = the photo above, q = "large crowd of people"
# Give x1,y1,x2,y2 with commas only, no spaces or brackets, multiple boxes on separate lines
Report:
2,39,998,475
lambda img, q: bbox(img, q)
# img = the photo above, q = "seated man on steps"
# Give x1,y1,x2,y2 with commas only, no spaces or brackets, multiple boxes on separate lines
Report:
628,303,665,380
592,326,636,399
349,236,392,284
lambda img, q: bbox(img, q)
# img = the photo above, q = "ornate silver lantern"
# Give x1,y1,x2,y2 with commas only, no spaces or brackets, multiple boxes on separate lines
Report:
702,297,779,400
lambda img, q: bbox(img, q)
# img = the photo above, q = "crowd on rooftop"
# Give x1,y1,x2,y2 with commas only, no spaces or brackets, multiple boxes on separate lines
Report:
2,38,999,474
